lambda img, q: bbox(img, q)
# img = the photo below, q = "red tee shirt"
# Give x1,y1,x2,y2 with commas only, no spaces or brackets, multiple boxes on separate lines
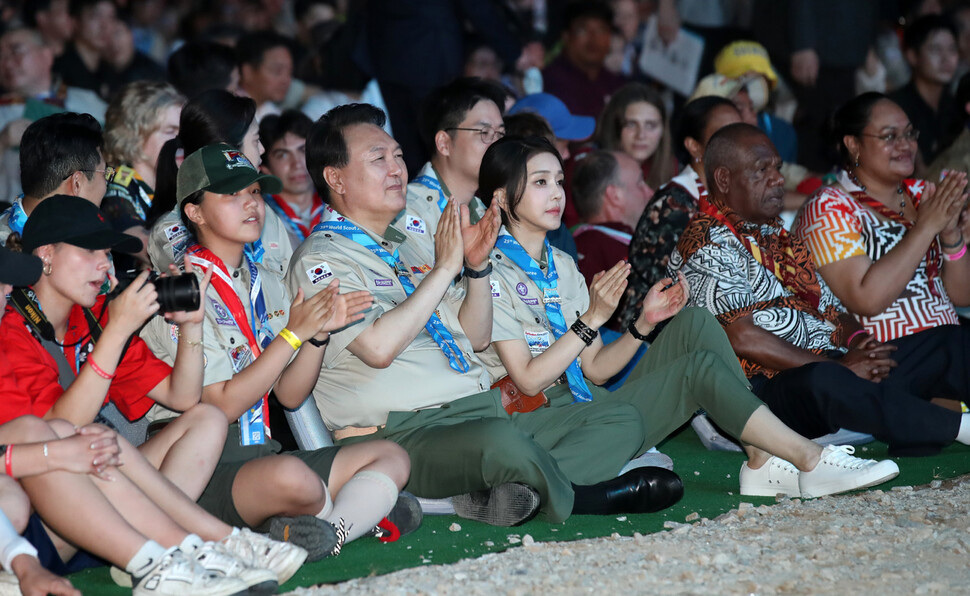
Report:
0,296,171,424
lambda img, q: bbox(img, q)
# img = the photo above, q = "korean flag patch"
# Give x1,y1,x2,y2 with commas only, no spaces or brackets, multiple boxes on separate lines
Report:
165,223,188,242
306,261,334,285
405,214,427,235
490,280,502,297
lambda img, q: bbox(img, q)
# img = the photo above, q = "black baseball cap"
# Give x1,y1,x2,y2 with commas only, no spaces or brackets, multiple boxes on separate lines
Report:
0,247,42,286
20,195,143,254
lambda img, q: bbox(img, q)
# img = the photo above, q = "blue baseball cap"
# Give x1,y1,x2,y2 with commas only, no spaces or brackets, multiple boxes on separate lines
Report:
508,93,595,141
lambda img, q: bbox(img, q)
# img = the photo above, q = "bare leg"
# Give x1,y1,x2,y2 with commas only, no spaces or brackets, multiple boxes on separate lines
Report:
739,406,823,471
325,440,410,495
138,404,227,500
231,455,328,527
0,476,30,533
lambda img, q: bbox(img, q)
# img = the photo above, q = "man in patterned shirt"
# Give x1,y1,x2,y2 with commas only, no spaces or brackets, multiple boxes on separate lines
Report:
672,123,970,457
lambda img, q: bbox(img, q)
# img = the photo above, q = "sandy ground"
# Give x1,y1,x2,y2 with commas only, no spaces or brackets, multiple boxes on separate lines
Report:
286,475,970,596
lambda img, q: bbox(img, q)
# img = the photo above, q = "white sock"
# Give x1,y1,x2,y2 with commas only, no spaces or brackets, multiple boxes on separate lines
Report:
325,471,398,543
314,480,333,521
125,540,166,578
955,413,970,445
0,511,37,574
178,534,204,554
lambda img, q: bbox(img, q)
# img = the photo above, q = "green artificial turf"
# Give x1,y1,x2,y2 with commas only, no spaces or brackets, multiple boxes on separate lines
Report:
68,427,970,594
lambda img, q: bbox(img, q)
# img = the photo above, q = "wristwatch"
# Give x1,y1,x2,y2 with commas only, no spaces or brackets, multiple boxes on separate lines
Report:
463,260,492,279
307,336,330,348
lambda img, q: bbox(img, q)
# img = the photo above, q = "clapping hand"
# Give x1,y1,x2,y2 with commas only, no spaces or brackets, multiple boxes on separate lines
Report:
639,271,689,325
584,260,631,328
462,199,501,272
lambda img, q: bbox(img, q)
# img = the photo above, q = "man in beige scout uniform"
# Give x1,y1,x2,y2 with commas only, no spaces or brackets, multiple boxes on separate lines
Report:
288,104,686,526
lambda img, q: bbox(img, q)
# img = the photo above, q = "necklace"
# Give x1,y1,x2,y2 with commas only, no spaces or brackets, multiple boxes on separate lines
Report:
847,169,906,216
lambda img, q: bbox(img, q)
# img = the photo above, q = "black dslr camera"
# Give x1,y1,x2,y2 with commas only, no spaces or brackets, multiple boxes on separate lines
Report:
110,270,201,313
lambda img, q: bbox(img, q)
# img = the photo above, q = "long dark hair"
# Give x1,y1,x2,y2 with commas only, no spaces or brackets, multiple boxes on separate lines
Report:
148,90,257,226
480,136,562,227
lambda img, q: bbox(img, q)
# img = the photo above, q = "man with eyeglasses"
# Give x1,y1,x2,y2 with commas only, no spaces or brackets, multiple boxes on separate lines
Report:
405,77,507,253
0,113,108,247
671,123,970,459
0,27,106,212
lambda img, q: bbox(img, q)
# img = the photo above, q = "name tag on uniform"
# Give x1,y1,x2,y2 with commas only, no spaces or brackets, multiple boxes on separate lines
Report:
374,278,394,287
524,330,551,355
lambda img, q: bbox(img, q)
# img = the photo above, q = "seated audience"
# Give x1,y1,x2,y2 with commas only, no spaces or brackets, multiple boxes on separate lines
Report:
141,144,416,559
51,0,116,100
166,41,242,99
148,90,293,279
23,0,73,58
889,14,960,169
794,92,969,342
620,96,741,329
259,110,323,247
102,81,185,270
237,31,294,122
0,113,106,247
0,245,306,593
572,149,653,331
673,123,970,460
543,0,627,118
0,27,106,204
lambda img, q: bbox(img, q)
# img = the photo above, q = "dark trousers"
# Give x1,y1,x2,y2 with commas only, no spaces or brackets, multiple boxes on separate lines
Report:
751,325,968,456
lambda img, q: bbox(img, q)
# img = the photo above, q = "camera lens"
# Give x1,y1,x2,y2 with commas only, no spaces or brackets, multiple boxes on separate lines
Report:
152,274,201,312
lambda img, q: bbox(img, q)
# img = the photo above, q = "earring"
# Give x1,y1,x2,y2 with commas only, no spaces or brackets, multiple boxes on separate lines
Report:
854,156,860,168
42,260,52,276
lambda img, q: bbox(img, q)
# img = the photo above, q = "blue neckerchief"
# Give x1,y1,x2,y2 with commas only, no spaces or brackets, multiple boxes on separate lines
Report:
245,256,273,350
7,197,27,235
244,238,265,265
495,232,593,402
413,174,449,212
313,219,470,373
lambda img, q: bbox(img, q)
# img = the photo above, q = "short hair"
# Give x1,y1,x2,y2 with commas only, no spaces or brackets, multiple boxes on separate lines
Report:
903,14,958,52
259,109,313,162
504,112,555,142
20,112,103,198
167,41,238,99
479,136,563,227
703,122,766,187
572,150,620,220
306,104,387,202
104,81,185,166
594,83,673,189
236,30,292,68
420,77,507,152
69,0,110,18
673,96,738,165
563,0,614,31
829,92,892,167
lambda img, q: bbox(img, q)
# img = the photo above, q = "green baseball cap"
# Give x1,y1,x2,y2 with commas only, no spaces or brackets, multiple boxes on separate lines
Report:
177,143,282,204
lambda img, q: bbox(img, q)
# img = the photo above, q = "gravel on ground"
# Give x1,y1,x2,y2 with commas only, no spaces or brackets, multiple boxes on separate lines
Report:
286,476,970,596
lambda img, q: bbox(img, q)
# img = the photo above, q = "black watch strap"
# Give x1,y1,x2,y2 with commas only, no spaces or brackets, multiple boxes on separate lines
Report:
307,336,330,348
463,261,492,279
627,321,651,342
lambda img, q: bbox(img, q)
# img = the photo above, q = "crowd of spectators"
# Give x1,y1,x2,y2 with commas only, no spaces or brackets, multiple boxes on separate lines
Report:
2,0,970,594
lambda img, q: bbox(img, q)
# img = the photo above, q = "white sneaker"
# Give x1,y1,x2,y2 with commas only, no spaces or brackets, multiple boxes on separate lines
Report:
192,541,278,595
739,457,801,497
132,546,248,596
221,527,308,585
813,428,875,446
799,445,899,499
619,447,674,475
691,413,743,452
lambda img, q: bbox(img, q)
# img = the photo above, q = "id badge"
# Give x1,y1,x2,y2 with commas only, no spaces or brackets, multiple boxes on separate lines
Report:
238,401,265,446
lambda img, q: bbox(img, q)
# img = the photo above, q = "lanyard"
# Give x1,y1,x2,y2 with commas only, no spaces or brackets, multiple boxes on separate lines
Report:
313,218,471,373
265,193,324,242
186,244,272,444
495,232,592,403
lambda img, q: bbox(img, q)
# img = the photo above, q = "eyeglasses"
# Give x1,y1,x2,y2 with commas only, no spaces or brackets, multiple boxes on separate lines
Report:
446,127,506,144
78,166,116,181
860,129,920,145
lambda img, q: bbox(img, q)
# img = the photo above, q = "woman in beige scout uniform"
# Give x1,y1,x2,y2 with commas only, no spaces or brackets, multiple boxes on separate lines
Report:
479,136,900,501
141,143,417,561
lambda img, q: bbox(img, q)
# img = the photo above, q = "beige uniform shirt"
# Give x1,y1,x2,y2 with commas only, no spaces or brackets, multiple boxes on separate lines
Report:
285,211,491,430
478,235,590,388
405,161,487,254
148,204,293,280
141,257,291,421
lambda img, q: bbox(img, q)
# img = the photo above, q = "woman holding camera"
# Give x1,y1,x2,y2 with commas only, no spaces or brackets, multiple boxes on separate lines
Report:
140,144,417,561
0,194,228,504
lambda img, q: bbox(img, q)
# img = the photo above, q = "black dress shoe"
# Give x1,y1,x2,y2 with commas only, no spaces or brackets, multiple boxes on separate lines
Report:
572,467,684,515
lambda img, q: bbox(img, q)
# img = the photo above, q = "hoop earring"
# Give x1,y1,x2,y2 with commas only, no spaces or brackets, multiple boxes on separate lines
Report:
43,260,52,276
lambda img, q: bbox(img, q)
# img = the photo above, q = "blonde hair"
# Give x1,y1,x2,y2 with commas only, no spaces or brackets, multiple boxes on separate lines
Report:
104,81,185,167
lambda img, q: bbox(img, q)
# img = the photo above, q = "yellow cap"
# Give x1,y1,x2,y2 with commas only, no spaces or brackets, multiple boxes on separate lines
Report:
714,41,778,90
